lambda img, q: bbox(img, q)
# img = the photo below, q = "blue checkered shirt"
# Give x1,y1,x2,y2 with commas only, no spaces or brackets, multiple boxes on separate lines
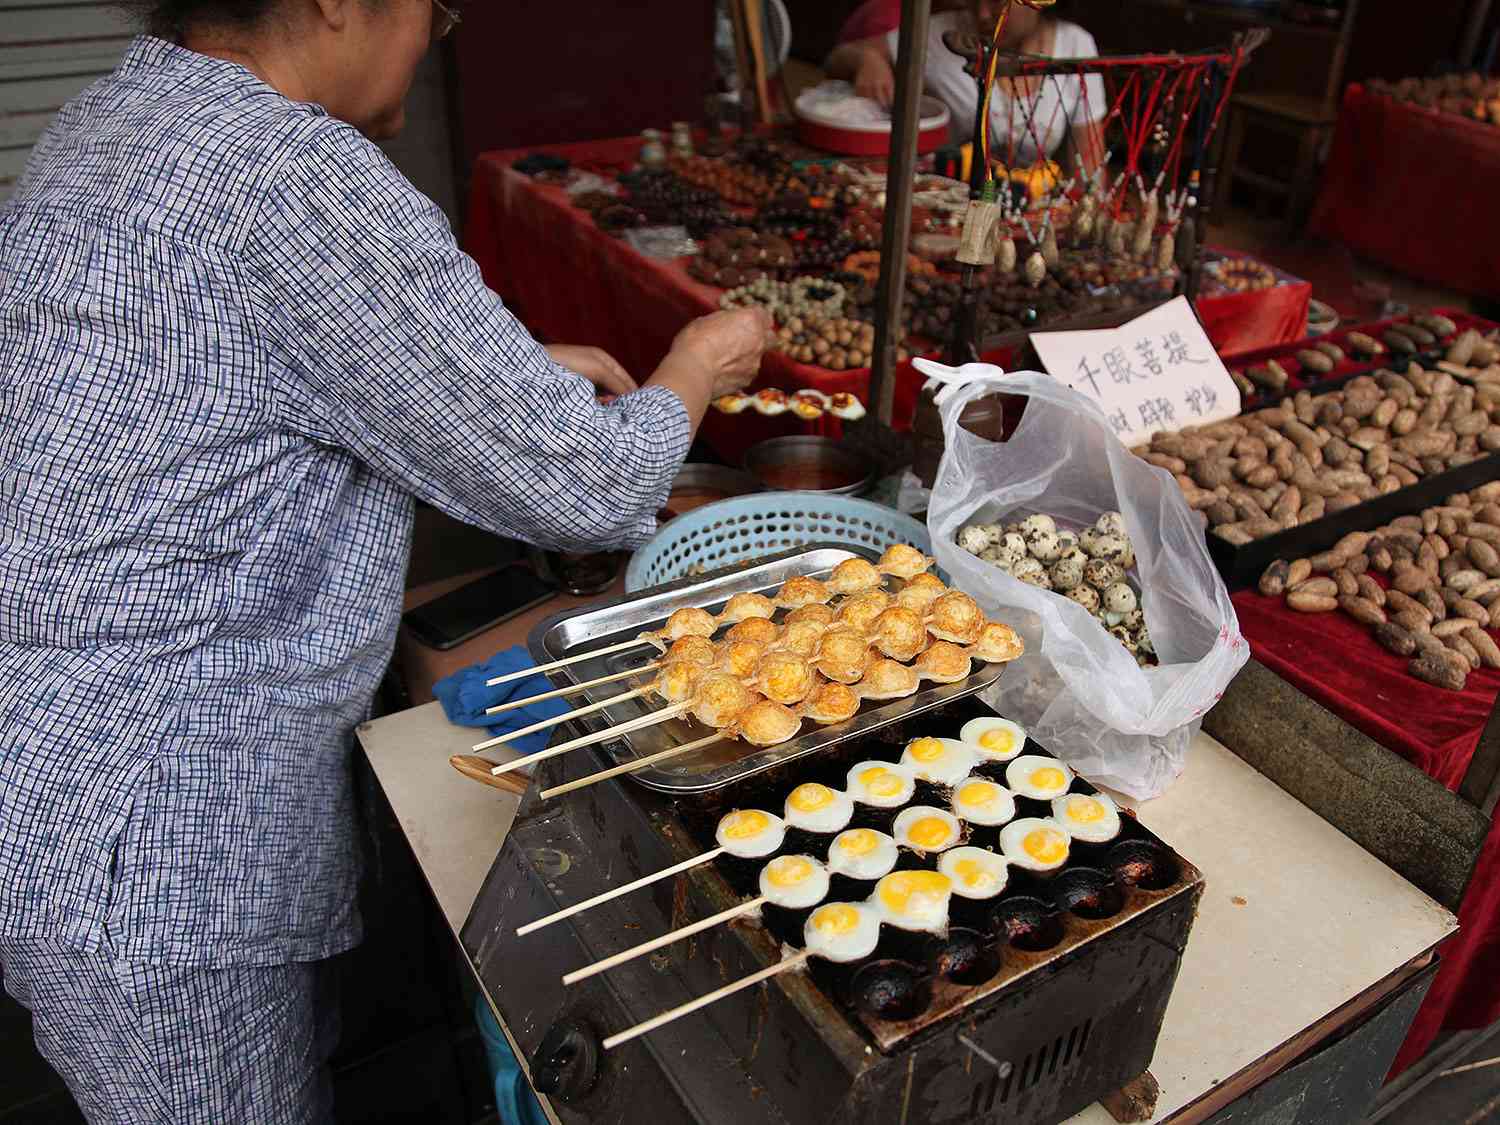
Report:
0,36,690,965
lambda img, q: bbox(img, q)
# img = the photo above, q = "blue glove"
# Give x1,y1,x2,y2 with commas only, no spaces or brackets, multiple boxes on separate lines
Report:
433,646,571,757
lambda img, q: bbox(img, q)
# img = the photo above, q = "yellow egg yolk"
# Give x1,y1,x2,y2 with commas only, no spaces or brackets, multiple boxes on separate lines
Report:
1065,796,1106,824
789,783,834,812
721,810,769,840
907,737,947,762
863,770,906,799
1023,828,1068,864
957,781,999,808
1030,767,1066,791
906,816,955,850
954,858,998,890
812,903,860,935
980,729,1016,754
765,856,814,888
877,870,952,916
837,829,880,856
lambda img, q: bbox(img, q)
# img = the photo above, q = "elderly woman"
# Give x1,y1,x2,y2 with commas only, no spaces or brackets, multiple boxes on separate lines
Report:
828,0,1105,170
0,0,767,1118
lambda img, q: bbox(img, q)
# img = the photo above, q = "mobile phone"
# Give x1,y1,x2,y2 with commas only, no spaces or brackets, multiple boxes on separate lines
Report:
403,565,557,650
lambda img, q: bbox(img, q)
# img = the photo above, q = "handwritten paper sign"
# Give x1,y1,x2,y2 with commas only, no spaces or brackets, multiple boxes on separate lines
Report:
1029,296,1239,447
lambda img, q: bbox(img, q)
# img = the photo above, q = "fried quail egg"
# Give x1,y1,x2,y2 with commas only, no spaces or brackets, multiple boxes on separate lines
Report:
715,809,786,858
804,902,882,963
784,783,855,835
826,828,900,882
959,716,1028,762
999,817,1072,872
1066,584,1100,613
901,736,979,786
1050,793,1122,843
893,806,963,854
872,869,954,933
950,776,1017,826
938,846,1010,900
845,761,916,809
759,854,831,909
1005,755,1074,800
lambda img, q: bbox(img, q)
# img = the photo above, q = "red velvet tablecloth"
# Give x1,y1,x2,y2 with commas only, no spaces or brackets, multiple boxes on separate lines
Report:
465,140,1309,463
1311,84,1500,303
1232,584,1500,1072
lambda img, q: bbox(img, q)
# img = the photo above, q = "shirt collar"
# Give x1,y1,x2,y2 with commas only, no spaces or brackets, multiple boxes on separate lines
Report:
118,34,328,118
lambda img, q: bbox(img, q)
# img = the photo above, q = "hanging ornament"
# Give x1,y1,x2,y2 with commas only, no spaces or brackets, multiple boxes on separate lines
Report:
1132,187,1158,261
1023,250,1047,287
1107,217,1132,258
1040,218,1060,269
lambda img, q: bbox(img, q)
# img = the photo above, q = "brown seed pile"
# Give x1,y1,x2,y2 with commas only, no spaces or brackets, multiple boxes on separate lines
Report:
1256,482,1500,691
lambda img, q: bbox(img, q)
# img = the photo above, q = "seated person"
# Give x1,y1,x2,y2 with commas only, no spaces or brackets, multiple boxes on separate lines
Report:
827,0,1105,173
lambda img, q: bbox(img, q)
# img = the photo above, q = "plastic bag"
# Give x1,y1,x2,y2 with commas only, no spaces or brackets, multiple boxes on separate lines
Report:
923,363,1249,799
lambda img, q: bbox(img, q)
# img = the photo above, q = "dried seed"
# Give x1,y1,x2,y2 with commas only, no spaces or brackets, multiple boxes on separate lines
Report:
1374,621,1417,656
1339,595,1386,626
1385,589,1430,622
1393,608,1434,634
1445,633,1481,671
1410,653,1467,690
1332,569,1359,597
1258,559,1290,598
1465,627,1500,669
1292,577,1339,598
1392,562,1431,594
1286,558,1312,587
1447,569,1487,591
1287,591,1338,613
1456,598,1490,622
1356,574,1386,606
1434,618,1476,637
1417,588,1449,620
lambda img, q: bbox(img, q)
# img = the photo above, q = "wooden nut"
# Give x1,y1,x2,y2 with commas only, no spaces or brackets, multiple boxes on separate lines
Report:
1409,653,1468,691
1287,591,1338,613
1286,558,1313,587
1385,589,1430,623
1433,617,1476,637
1392,562,1431,594
1464,627,1500,669
1417,587,1449,621
1309,550,1346,573
1374,621,1417,656
1456,598,1490,623
1339,595,1387,627
1258,559,1290,598
1332,568,1360,598
1445,633,1482,671
1355,573,1386,606
1447,568,1488,591
1392,608,1434,634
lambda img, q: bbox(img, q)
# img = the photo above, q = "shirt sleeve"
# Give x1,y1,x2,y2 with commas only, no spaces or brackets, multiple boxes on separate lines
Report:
242,125,691,552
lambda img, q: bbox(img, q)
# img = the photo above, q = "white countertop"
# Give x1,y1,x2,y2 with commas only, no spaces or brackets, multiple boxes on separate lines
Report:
357,703,1456,1124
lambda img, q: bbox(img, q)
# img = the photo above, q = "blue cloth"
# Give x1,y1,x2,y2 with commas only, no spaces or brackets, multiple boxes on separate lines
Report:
0,35,691,967
433,646,571,756
474,993,549,1125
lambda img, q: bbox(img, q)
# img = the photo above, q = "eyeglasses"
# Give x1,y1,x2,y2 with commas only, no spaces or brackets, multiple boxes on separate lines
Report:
431,0,461,39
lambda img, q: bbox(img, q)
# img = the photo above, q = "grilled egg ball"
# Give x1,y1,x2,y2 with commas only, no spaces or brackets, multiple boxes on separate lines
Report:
826,828,900,882
758,854,831,909
1005,755,1074,800
950,776,1017,827
784,783,854,835
1051,792,1122,843
900,736,979,786
938,846,1010,900
959,717,1028,762
844,761,916,809
872,869,953,933
999,817,1071,872
804,902,882,963
893,806,963,855
715,809,786,858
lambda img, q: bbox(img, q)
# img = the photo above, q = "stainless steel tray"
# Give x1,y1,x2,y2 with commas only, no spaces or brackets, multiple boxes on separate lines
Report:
525,544,1004,795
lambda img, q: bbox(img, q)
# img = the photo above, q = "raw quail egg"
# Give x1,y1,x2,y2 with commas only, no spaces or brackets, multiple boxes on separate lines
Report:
845,761,916,809
900,736,978,786
958,525,990,554
1002,531,1028,557
1019,514,1057,539
1078,527,1102,556
959,716,1028,762
1084,559,1124,589
999,817,1072,872
989,547,1023,571
1010,558,1048,587
826,828,900,882
1005,755,1075,800
872,869,954,932
1117,608,1144,632
939,846,1010,899
1066,585,1100,613
1055,530,1079,556
804,901,882,963
1137,629,1156,657
784,783,855,835
1028,530,1063,562
1110,624,1139,653
1095,512,1127,538
715,809,787,858
759,854,832,909
1102,583,1138,614
1050,557,1085,591
1051,793,1122,843
1089,534,1132,564
893,806,964,854
950,775,1017,826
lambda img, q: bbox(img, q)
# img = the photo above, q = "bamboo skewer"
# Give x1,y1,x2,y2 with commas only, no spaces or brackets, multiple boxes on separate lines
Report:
478,686,651,748
483,665,642,716
515,845,726,937
488,702,693,776
602,951,812,1051
485,636,651,687
538,734,726,800
563,897,765,986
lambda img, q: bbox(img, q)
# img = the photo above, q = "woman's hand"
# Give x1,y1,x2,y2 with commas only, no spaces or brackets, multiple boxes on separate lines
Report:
854,48,896,107
668,308,773,398
546,344,638,399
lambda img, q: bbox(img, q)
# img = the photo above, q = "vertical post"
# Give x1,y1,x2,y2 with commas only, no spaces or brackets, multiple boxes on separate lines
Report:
871,0,932,428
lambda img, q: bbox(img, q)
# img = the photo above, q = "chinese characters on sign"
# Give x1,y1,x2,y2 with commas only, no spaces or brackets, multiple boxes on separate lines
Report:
1027,296,1238,448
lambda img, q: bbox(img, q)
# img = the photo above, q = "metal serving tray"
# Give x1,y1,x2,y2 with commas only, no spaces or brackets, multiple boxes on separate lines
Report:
526,545,1004,795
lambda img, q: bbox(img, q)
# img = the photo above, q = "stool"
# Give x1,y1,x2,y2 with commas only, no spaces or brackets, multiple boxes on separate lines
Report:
1215,92,1339,232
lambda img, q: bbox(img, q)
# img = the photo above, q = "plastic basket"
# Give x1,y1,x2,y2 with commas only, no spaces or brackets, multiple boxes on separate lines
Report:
627,492,931,592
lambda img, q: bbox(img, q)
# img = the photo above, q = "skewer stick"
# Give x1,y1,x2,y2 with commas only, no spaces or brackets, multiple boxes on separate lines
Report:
480,686,651,747
488,702,692,776
483,665,645,716
485,636,653,687
538,733,726,799
602,950,812,1051
515,847,726,937
563,897,766,986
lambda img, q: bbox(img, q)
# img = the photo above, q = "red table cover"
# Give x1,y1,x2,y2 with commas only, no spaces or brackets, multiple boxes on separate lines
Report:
1232,582,1500,1073
464,139,1309,464
1311,84,1500,303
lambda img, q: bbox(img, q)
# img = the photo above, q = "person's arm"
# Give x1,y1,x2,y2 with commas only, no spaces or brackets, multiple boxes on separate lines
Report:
243,126,765,552
825,35,896,106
